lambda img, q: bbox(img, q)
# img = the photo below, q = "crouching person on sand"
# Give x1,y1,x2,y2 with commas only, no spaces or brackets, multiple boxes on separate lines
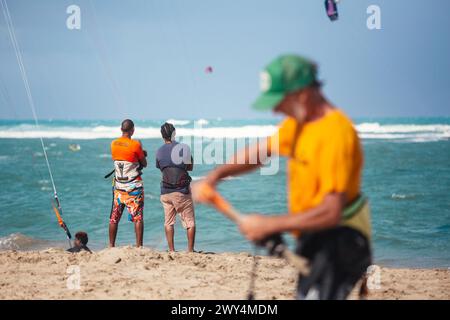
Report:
67,231,92,253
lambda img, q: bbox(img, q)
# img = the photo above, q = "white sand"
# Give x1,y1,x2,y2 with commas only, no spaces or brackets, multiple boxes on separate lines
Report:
0,247,448,300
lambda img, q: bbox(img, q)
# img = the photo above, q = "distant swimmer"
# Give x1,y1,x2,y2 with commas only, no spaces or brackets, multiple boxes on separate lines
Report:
68,144,81,152
67,231,92,253
193,55,372,300
156,123,196,252
109,119,147,247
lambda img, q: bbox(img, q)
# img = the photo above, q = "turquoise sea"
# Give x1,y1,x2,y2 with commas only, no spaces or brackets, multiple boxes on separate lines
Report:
0,117,449,268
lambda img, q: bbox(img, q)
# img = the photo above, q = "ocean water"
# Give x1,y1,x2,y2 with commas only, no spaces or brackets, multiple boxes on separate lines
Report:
0,117,449,268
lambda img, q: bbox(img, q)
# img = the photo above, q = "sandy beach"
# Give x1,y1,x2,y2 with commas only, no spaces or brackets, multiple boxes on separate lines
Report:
0,246,448,300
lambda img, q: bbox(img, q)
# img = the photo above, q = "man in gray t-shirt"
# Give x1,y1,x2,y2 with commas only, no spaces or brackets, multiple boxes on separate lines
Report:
156,123,195,252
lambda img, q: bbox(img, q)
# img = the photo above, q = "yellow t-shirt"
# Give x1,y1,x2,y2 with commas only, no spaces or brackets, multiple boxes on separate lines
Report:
269,109,371,239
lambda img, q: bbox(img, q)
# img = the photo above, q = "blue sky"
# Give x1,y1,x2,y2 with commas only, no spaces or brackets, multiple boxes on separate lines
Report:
0,0,449,120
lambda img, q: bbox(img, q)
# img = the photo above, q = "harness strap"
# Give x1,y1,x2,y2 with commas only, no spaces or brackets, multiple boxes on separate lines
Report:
112,160,143,184
114,186,143,193
104,169,115,179
343,194,367,220
115,174,141,184
161,166,192,189
104,168,142,182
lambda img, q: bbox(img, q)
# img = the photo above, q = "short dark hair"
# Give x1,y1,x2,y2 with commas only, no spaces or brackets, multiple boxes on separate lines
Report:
75,231,88,245
121,119,134,133
161,122,175,141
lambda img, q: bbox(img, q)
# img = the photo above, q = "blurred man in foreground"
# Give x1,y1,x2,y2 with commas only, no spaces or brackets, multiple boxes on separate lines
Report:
194,55,372,299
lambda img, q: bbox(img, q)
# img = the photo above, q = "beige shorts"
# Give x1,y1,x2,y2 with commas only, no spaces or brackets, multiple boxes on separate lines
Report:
160,192,195,229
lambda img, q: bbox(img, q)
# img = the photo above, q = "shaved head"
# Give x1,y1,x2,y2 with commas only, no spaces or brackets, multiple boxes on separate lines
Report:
121,119,135,133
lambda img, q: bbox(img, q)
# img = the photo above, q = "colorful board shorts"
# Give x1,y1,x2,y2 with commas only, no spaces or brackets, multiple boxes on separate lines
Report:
160,192,195,229
109,187,144,224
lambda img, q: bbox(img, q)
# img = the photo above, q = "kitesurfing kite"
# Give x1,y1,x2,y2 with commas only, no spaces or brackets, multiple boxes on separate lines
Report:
325,0,339,21
205,66,213,74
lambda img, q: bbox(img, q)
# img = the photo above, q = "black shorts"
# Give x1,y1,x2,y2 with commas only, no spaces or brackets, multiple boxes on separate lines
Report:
296,226,372,300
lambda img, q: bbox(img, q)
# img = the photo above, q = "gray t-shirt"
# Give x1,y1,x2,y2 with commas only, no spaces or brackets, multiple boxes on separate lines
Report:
156,141,192,195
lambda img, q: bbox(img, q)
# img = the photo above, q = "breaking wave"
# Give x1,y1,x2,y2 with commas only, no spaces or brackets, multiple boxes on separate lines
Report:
0,122,448,142
165,119,191,126
0,125,278,139
356,123,450,142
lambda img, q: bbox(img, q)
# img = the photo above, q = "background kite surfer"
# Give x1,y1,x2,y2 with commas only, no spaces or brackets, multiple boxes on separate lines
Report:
109,119,147,247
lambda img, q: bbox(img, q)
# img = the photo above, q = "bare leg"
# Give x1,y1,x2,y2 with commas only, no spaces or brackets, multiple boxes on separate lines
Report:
109,223,118,247
187,226,196,252
134,220,144,247
165,225,175,251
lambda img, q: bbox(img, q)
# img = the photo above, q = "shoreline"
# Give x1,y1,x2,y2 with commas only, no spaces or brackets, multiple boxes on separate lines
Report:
2,232,448,270
0,246,449,300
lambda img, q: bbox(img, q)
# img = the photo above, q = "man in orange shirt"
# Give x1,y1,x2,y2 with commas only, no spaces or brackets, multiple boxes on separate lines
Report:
194,55,372,299
109,119,147,247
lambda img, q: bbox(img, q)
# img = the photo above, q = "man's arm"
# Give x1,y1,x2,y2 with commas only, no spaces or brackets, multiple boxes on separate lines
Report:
139,156,148,168
136,141,147,168
238,192,345,241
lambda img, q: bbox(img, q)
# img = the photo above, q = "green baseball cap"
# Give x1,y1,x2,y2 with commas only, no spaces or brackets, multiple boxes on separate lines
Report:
252,55,317,111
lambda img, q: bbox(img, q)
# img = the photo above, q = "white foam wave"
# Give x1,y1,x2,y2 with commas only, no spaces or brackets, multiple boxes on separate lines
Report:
0,125,277,139
195,119,209,125
359,132,450,141
0,122,449,142
165,119,191,126
176,125,277,138
355,122,450,142
391,193,418,200
356,122,450,133
0,233,55,251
